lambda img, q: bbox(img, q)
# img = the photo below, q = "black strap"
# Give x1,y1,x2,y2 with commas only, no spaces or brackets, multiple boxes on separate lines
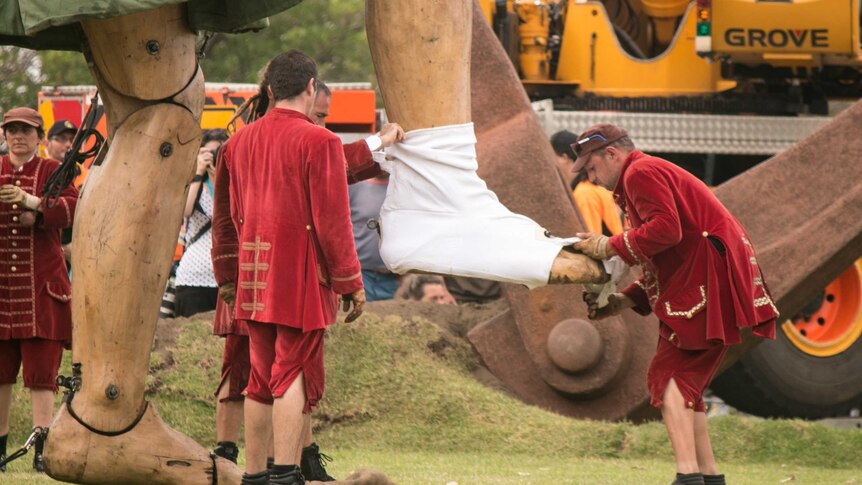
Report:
188,220,212,246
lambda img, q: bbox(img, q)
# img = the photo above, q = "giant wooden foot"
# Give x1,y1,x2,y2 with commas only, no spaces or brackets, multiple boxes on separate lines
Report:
549,250,609,285
42,5,240,483
46,403,241,484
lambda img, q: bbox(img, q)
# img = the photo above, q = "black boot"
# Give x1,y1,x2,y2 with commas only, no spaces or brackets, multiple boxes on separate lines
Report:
1,433,7,472
673,472,705,485
704,474,726,485
32,431,46,473
241,470,269,485
213,441,239,464
300,442,335,481
269,464,305,485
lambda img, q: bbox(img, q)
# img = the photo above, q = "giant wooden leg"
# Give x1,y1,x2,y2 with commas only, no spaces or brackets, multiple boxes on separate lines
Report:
366,0,605,285
42,6,240,484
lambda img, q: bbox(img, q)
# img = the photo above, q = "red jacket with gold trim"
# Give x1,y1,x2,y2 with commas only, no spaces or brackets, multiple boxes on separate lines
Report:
212,137,376,336
211,108,363,332
212,138,376,336
0,155,77,341
608,151,777,349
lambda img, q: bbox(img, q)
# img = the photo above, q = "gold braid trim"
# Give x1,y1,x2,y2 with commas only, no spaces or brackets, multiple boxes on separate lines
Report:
331,271,362,282
622,231,641,265
664,286,707,319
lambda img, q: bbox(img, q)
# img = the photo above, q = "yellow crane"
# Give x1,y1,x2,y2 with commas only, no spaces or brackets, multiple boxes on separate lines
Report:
480,0,862,114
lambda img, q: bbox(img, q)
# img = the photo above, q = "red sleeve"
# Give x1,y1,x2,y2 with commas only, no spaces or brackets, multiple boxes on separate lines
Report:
309,137,363,295
344,139,381,184
211,145,239,286
621,279,652,316
39,161,78,229
608,165,681,265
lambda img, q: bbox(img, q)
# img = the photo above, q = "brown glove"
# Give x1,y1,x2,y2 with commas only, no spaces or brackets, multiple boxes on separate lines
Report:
0,184,41,210
573,232,615,260
218,282,237,306
341,288,366,323
583,291,634,320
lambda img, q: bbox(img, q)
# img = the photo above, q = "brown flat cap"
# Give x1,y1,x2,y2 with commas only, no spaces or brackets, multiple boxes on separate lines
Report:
2,107,44,130
571,123,627,172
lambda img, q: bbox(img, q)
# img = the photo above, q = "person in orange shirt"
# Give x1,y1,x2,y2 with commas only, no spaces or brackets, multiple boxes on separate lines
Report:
550,130,623,236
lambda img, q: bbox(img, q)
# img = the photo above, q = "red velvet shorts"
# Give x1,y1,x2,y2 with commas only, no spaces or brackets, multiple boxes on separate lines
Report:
245,321,325,413
0,339,64,390
216,334,251,402
647,336,728,412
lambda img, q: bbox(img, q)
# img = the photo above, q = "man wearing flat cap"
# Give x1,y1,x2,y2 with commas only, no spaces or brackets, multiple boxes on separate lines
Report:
0,107,78,472
571,123,778,485
43,119,78,163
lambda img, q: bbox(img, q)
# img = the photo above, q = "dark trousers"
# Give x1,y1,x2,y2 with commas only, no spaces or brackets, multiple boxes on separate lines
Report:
174,285,219,318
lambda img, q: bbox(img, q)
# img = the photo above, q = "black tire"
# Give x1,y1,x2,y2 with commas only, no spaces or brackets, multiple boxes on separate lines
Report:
710,329,862,419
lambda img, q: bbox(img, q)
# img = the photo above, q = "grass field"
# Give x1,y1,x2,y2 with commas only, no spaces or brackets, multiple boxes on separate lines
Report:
4,307,861,484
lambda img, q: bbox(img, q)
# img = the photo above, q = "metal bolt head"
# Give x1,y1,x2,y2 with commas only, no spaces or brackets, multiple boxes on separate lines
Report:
159,142,173,158
146,40,160,55
106,384,120,400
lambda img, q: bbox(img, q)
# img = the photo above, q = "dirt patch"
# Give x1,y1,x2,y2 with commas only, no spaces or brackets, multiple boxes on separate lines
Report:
363,298,508,338
153,311,215,364
363,299,514,395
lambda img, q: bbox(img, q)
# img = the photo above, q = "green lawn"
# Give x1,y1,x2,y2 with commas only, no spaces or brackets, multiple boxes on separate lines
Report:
3,307,861,484
3,451,858,484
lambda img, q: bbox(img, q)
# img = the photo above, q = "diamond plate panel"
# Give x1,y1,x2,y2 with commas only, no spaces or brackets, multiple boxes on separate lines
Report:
534,104,833,155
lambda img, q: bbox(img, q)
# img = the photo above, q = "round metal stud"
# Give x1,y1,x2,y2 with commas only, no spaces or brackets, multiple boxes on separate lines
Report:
159,142,173,158
146,40,160,55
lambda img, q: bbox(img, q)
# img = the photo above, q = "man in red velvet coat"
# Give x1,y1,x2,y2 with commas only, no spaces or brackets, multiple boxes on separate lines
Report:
211,51,365,485
0,107,78,473
572,124,778,485
209,83,402,480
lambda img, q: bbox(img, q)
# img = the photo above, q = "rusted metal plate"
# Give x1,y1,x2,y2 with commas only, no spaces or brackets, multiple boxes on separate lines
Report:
714,101,862,366
468,309,656,420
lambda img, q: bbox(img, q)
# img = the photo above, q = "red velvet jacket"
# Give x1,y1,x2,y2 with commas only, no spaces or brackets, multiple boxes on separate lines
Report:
211,108,363,332
0,155,77,341
212,138,376,336
609,151,777,349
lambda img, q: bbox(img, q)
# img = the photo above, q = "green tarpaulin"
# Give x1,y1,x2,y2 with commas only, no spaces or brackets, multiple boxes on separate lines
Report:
0,0,303,51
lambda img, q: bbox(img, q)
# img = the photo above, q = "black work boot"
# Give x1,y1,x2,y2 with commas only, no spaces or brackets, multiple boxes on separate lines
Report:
269,464,305,485
1,433,8,472
704,474,726,485
300,442,335,481
32,432,46,473
213,441,239,464
672,472,705,485
241,470,269,485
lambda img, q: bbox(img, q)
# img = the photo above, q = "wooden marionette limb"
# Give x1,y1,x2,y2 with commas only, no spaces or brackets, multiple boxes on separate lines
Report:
366,0,606,286
43,5,241,484
366,0,472,132
549,250,611,285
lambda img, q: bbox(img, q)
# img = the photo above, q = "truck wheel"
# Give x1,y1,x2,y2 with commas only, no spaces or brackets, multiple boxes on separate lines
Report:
711,260,862,418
